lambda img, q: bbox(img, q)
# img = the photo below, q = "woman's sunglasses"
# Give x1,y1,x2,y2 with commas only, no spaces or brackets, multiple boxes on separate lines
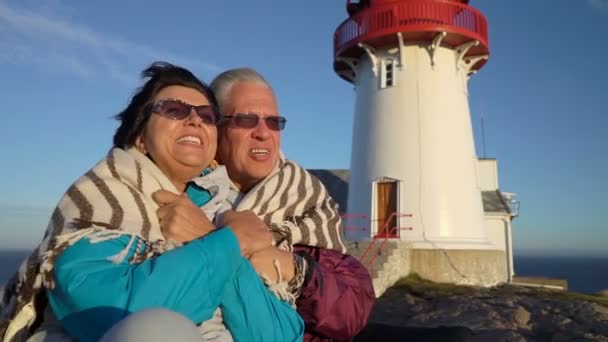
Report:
222,113,287,131
151,98,220,125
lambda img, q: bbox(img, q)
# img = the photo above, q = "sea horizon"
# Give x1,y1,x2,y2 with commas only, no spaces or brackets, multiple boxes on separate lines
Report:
1,250,607,294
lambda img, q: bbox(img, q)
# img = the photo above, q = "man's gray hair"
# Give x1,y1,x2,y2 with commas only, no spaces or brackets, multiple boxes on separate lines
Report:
210,68,274,111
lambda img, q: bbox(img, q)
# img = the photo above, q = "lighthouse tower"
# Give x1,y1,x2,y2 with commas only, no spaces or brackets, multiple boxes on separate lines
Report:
335,0,507,286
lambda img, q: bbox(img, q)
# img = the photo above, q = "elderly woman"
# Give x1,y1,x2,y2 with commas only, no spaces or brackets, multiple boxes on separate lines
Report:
0,62,303,342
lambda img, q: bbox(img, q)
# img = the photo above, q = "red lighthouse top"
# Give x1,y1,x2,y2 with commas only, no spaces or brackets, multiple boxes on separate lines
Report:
347,0,471,16
335,0,489,80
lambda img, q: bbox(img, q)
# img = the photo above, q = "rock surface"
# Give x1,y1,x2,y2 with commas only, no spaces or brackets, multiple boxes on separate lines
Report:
366,277,608,341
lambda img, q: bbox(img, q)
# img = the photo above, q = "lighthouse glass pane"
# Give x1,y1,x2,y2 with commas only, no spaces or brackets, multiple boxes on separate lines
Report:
376,181,398,238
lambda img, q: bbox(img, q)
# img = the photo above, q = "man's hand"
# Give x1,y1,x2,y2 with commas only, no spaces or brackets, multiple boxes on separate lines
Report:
152,190,215,243
218,210,273,256
249,246,296,283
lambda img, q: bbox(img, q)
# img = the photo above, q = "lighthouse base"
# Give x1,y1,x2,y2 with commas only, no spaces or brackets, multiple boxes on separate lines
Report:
409,249,508,286
348,241,508,297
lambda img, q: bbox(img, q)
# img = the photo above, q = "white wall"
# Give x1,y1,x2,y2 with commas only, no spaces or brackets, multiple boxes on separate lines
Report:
484,216,507,251
478,159,499,191
484,215,514,280
347,42,493,249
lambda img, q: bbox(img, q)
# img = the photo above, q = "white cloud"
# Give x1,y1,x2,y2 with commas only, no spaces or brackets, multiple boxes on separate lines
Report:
589,0,608,10
0,2,221,83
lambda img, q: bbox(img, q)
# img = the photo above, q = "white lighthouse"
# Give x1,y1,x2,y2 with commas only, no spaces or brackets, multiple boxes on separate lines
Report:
333,0,514,288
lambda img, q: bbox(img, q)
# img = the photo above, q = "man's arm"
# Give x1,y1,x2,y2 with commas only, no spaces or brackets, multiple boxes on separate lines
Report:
268,188,347,255
294,245,375,340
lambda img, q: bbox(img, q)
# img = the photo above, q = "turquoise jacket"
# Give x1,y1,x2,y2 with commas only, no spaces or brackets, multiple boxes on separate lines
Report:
47,185,304,342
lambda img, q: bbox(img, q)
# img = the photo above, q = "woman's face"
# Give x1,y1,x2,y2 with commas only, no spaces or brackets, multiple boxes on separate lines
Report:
135,85,217,190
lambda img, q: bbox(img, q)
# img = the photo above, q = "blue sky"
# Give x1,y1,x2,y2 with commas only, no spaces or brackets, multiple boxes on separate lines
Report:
0,0,606,256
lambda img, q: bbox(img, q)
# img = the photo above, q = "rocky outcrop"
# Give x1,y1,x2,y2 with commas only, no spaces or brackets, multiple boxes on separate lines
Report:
365,275,608,341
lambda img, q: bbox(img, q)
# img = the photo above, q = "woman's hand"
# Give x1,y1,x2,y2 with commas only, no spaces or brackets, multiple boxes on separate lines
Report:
153,190,215,243
218,210,273,257
249,247,295,283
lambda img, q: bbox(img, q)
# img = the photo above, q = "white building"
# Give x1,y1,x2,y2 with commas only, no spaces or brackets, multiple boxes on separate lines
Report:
310,162,519,294
315,0,519,291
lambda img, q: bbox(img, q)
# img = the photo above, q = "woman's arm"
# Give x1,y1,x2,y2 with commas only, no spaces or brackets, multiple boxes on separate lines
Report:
220,260,304,342
48,228,242,342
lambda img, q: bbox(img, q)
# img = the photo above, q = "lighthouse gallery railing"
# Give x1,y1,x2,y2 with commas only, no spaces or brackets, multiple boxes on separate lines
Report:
334,0,488,56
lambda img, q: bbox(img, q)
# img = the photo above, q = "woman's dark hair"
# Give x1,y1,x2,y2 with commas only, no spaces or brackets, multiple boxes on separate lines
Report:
113,61,218,148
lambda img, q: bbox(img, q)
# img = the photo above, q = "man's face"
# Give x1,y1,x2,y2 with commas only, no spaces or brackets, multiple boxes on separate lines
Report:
217,82,281,192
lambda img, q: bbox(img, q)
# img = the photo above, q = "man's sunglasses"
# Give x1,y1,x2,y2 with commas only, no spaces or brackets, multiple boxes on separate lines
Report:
150,98,220,125
222,113,287,131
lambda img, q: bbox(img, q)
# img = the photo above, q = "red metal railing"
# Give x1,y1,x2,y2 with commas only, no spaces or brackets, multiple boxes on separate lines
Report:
351,212,413,275
367,213,413,275
334,0,488,58
341,213,370,235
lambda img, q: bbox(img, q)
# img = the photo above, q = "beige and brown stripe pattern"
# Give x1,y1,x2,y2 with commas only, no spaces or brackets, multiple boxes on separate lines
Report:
236,156,347,254
1,148,348,341
0,147,179,342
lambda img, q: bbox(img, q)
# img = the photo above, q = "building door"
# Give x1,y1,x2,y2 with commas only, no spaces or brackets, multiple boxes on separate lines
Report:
376,181,398,238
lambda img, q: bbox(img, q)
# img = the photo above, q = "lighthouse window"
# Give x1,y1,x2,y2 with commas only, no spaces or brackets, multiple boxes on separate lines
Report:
381,59,395,88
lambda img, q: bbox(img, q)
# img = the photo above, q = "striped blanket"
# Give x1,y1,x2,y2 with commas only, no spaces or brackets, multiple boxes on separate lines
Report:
235,155,347,254
0,148,346,341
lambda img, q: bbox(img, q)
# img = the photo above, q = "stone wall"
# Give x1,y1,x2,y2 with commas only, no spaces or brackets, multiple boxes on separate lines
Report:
369,243,411,297
409,249,508,286
348,241,509,296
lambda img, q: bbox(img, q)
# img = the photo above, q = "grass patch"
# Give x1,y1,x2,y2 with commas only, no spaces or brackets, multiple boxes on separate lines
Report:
392,273,608,307
392,273,479,298
533,288,608,307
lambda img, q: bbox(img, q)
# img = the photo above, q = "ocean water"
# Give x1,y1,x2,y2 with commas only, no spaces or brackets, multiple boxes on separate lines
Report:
514,255,608,294
1,250,30,289
1,251,607,294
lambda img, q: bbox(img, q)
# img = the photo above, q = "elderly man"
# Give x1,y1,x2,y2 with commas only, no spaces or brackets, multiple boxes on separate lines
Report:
210,68,375,341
